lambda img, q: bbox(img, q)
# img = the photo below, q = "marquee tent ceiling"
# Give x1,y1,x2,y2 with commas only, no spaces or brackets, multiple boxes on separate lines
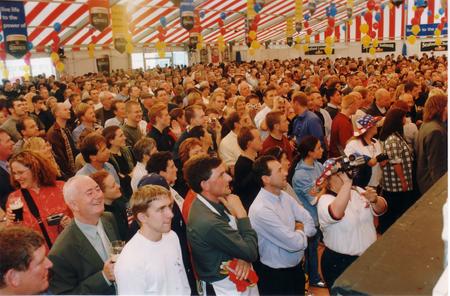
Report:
2,0,446,51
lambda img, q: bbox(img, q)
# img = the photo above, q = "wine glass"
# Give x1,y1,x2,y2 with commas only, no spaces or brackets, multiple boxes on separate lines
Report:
110,240,125,263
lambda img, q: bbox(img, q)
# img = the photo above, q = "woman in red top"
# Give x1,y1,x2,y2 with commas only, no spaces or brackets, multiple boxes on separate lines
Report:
6,150,71,250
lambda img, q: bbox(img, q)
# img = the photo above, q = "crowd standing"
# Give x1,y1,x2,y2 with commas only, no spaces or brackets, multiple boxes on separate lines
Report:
0,53,447,295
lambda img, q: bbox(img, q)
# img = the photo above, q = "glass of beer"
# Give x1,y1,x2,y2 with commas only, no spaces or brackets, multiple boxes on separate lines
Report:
10,197,24,222
110,240,125,263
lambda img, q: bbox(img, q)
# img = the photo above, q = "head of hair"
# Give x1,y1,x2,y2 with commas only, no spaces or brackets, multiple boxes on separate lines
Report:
16,117,35,136
9,150,57,188
341,94,356,109
237,126,256,150
379,108,406,141
225,112,241,131
352,86,368,99
263,86,277,98
133,137,157,162
31,95,44,104
125,100,140,113
0,227,45,288
253,155,277,186
80,133,107,163
297,135,320,159
102,125,120,148
149,102,167,125
110,99,123,113
179,138,202,164
185,104,202,124
325,87,339,100
265,111,283,132
188,125,206,139
89,170,109,192
391,100,410,112
169,108,184,121
423,94,447,122
130,185,171,225
75,102,92,120
68,93,80,104
146,151,173,174
292,91,308,107
183,155,222,193
261,146,286,162
6,97,24,112
404,81,418,93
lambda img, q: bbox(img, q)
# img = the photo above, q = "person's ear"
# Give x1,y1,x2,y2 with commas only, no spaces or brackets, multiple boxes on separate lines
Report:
200,180,210,193
261,175,270,186
4,269,20,288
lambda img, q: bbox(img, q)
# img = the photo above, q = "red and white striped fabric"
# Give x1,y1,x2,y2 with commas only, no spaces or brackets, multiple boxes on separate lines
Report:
0,0,445,51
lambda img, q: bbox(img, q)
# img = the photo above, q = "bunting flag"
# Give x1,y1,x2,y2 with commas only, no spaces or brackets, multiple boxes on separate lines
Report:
88,0,109,32
0,0,28,59
111,5,128,54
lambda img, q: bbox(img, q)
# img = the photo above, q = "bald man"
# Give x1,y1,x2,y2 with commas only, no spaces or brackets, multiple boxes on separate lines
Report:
47,103,78,179
365,88,391,117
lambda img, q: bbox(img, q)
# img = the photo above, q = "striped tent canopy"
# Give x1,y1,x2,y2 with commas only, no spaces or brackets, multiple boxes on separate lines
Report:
1,0,447,52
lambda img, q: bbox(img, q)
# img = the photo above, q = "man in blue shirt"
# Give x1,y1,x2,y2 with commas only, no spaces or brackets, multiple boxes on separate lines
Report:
290,91,325,150
249,155,316,295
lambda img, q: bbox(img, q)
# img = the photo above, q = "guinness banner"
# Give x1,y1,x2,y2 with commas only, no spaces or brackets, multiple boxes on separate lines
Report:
305,45,335,55
88,0,109,32
361,42,396,53
96,56,110,73
0,1,28,59
421,40,448,52
111,5,128,54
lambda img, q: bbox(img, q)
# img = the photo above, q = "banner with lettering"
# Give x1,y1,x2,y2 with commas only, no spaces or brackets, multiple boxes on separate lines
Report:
421,40,448,51
361,42,396,53
88,0,109,32
0,1,28,59
305,45,335,55
111,5,128,54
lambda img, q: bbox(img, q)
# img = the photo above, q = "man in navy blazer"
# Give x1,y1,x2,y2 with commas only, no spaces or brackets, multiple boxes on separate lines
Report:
48,175,120,295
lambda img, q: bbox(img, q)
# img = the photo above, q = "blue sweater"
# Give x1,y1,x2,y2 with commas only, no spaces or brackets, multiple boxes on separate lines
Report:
292,159,324,226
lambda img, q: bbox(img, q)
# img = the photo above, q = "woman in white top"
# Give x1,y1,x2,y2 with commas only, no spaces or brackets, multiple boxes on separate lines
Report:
318,170,387,289
344,114,385,189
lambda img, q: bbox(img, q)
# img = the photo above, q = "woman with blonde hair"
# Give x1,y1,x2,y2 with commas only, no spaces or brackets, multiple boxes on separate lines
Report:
22,136,62,179
416,94,447,194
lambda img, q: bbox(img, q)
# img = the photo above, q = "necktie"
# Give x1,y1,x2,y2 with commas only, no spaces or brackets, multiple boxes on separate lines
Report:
60,126,76,174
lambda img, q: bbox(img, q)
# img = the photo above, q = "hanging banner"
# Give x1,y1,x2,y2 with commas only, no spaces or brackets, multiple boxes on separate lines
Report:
361,42,396,53
88,0,109,32
421,40,448,51
180,1,194,31
406,24,448,36
305,45,335,55
96,56,110,73
0,1,28,59
111,5,128,54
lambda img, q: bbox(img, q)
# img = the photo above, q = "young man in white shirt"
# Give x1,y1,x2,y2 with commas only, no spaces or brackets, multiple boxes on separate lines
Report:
114,184,191,295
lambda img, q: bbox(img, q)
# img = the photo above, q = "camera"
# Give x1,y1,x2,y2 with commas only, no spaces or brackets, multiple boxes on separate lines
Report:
47,213,64,226
315,154,370,186
375,153,389,163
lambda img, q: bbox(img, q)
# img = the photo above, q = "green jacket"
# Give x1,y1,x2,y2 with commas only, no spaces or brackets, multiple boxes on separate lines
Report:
187,195,258,283
48,213,119,295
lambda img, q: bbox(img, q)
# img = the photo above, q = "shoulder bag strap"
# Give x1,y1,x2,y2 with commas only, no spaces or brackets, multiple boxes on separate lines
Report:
21,189,53,248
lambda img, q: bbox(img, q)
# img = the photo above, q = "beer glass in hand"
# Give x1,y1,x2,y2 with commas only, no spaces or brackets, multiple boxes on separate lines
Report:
9,196,24,222
110,240,125,263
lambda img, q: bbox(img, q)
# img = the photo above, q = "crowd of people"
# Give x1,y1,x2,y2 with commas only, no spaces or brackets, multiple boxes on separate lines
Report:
0,52,447,295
